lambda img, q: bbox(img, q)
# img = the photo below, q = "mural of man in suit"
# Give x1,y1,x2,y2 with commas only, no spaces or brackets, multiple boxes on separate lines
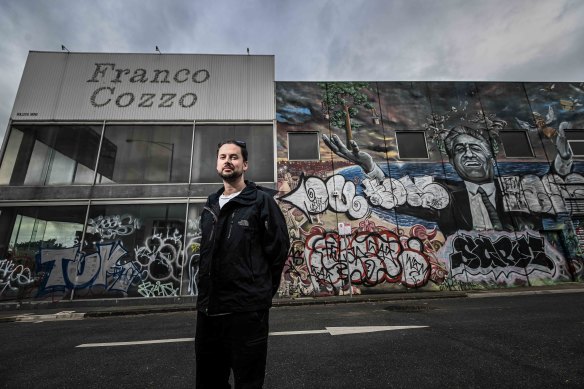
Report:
323,122,573,236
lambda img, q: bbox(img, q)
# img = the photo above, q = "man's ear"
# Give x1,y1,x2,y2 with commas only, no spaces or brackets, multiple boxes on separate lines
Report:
243,160,249,172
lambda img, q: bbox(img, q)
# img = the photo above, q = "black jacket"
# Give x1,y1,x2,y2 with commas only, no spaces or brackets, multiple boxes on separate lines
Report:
197,181,290,314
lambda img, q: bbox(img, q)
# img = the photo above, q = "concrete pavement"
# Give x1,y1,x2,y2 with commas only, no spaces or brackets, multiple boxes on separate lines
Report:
1,282,583,323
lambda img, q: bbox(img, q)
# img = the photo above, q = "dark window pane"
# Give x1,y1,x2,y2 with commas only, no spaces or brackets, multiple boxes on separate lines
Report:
566,130,584,141
191,125,274,183
97,125,192,184
396,131,428,159
566,130,584,156
500,131,533,158
569,141,584,156
288,132,319,160
0,124,102,185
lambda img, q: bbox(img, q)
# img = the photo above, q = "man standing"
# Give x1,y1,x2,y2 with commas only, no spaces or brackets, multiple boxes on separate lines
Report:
195,139,290,389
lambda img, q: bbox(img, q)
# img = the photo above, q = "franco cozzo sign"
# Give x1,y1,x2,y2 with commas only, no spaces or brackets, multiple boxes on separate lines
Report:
12,52,274,121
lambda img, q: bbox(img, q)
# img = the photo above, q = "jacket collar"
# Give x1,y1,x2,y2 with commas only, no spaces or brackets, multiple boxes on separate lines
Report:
210,180,258,206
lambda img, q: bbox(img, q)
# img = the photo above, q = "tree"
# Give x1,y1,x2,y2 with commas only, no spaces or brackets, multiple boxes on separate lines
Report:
319,82,376,145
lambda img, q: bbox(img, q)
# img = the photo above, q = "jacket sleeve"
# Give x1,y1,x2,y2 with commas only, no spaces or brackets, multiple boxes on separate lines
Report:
260,194,291,296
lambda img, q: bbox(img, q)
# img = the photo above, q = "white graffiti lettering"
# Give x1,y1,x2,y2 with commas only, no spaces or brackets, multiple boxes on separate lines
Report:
281,174,369,219
499,173,584,214
87,214,142,240
0,259,35,296
135,230,183,283
362,175,449,210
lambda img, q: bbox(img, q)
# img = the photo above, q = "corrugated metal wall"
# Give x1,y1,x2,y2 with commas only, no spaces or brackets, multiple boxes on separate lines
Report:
11,52,275,121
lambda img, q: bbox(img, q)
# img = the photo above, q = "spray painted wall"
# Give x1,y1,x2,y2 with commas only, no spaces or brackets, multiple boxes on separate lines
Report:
2,81,584,302
275,81,584,297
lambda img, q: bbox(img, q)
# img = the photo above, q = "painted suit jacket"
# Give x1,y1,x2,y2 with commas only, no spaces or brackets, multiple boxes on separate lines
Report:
401,179,542,237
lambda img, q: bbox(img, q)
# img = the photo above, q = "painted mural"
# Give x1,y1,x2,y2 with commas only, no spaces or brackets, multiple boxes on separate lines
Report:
2,81,584,302
276,81,584,297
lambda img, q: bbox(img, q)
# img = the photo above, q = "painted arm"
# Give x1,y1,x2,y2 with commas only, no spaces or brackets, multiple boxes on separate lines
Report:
553,122,573,176
322,134,385,181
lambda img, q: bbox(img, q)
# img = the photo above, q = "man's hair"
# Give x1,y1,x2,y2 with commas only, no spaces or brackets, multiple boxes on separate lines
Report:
216,139,248,161
443,126,492,158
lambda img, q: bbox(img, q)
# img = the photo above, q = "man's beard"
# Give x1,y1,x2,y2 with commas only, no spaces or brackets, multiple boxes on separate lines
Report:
218,168,243,182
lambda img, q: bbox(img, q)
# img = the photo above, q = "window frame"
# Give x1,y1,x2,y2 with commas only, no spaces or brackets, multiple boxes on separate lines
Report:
395,131,429,160
287,131,320,161
566,130,584,157
499,130,535,159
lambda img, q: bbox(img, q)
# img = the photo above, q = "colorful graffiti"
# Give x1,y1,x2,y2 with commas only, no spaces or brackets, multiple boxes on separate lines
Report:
279,220,447,297
275,81,584,295
3,81,584,302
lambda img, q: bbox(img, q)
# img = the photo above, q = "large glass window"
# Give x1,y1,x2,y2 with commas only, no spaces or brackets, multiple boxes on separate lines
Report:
82,203,187,298
96,125,192,184
191,124,274,183
0,205,88,301
0,124,102,185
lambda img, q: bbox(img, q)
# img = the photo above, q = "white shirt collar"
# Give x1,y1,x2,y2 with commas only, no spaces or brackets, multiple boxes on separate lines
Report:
464,181,496,197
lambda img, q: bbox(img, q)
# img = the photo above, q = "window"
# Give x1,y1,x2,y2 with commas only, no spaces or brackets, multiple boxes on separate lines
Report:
500,131,534,158
566,130,584,157
0,124,102,185
288,132,320,160
191,124,274,183
83,203,187,297
396,131,428,159
0,205,88,300
97,124,192,184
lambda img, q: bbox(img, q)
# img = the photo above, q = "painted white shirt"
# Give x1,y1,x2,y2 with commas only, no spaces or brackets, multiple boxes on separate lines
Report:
464,181,496,231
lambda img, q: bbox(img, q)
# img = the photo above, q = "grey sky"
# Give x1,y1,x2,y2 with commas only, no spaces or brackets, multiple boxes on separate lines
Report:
1,0,583,144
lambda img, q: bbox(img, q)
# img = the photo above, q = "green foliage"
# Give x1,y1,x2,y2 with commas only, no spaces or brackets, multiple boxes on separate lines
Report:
319,82,376,130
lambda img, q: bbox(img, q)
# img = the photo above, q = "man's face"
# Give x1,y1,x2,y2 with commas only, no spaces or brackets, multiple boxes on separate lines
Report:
450,134,494,183
216,143,248,181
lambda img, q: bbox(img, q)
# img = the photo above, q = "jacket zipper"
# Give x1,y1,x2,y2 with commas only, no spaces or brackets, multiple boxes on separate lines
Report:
227,210,237,239
203,206,218,244
203,206,218,314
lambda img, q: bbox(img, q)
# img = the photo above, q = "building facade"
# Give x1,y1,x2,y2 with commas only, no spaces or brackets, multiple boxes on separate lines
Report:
1,52,583,302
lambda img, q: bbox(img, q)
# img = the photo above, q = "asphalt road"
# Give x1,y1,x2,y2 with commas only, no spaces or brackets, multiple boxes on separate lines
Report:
1,293,584,388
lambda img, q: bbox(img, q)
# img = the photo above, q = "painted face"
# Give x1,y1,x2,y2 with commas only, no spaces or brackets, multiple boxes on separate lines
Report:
216,143,248,181
450,134,494,183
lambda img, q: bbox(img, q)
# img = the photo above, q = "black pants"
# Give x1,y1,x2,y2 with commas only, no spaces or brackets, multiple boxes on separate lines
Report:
195,310,270,389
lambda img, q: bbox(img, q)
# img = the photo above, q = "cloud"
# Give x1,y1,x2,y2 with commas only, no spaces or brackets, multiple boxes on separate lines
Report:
1,0,583,145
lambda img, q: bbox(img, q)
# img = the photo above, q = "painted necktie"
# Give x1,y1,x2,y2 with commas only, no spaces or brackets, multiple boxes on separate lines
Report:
477,187,503,230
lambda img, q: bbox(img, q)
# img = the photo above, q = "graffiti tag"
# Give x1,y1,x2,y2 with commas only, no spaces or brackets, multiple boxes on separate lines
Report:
444,232,571,284
37,242,142,295
0,259,35,296
87,214,142,240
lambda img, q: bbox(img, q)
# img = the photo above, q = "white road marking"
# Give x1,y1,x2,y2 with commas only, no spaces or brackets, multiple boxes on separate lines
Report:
76,338,195,348
76,325,429,348
270,325,428,336
269,329,329,336
15,311,85,323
